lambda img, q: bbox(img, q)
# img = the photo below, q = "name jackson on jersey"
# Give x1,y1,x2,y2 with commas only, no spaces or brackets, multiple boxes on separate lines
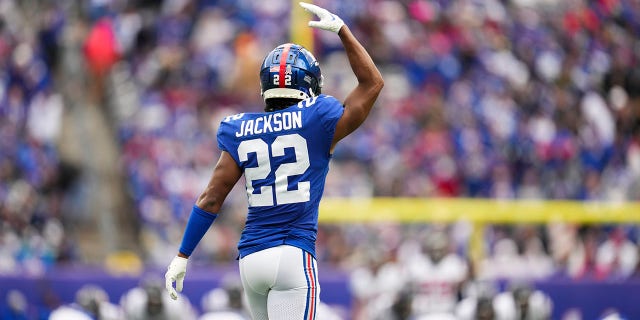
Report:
230,111,303,137
217,94,343,258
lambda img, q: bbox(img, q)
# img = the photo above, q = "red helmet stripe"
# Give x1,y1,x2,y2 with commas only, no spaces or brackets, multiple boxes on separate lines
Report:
278,44,292,88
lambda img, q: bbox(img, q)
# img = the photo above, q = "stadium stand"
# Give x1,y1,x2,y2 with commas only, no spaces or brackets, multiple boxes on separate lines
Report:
1,0,639,319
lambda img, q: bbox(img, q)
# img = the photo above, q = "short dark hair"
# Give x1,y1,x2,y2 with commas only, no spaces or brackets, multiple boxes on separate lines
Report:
265,98,302,112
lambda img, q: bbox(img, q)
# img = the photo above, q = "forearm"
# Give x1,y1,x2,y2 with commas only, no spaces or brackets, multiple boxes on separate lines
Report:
178,205,218,257
196,151,242,213
178,182,231,258
327,22,384,146
196,187,225,213
339,26,383,88
178,152,242,258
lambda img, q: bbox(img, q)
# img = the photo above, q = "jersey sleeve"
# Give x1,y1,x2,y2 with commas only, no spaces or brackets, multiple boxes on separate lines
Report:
315,95,344,137
216,121,231,153
216,121,241,164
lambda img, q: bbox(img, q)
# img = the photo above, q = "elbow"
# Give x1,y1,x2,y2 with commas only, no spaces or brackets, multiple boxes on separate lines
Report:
196,188,222,213
369,71,384,94
374,76,384,93
369,76,384,98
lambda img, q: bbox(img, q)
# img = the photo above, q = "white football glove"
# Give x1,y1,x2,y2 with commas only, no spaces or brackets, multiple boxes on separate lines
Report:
165,256,188,300
300,2,344,34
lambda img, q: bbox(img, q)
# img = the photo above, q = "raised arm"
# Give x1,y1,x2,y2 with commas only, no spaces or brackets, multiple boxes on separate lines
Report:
334,25,384,148
300,2,384,150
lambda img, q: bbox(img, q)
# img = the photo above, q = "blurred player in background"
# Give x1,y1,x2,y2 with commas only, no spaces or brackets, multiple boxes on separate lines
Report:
199,273,250,320
121,275,196,320
456,281,552,320
456,295,497,320
406,230,469,318
350,247,407,320
493,282,552,320
2,290,29,320
165,2,383,320
50,285,123,320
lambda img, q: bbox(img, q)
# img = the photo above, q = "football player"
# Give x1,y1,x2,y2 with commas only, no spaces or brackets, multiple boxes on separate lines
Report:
50,285,123,320
165,2,383,320
122,275,196,320
406,231,468,317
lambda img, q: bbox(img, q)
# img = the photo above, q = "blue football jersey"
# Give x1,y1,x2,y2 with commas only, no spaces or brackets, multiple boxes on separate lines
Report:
217,94,344,258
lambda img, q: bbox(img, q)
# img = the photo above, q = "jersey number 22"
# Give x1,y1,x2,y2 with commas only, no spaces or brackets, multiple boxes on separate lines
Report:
238,133,310,207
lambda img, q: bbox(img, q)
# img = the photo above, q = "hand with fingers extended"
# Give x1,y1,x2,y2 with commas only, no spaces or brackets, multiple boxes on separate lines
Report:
299,2,344,34
165,256,188,300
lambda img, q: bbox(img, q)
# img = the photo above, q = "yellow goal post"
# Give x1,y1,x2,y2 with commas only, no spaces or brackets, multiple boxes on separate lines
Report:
318,198,640,263
290,0,314,52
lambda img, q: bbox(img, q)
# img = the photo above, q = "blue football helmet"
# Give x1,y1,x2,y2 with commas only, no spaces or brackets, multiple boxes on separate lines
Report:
260,43,323,101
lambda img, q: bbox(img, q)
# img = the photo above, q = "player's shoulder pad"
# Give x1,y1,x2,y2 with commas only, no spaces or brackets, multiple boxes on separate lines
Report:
294,94,339,108
218,112,245,137
221,112,246,123
217,113,244,149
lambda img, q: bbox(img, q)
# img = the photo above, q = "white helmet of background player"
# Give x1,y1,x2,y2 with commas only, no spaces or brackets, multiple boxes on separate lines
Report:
424,231,449,263
75,284,109,317
50,285,116,320
201,273,245,313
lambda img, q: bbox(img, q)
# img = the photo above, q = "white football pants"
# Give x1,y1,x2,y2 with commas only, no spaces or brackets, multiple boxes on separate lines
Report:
239,245,320,320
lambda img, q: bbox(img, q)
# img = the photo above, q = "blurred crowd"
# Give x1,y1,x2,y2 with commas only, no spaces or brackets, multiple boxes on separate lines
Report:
95,0,640,318
97,0,640,272
2,274,250,320
324,0,640,201
2,225,636,320
1,0,640,318
334,222,638,319
0,1,78,275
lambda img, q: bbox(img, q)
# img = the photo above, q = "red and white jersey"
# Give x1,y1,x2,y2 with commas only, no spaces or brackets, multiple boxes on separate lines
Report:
350,262,407,301
407,254,468,315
